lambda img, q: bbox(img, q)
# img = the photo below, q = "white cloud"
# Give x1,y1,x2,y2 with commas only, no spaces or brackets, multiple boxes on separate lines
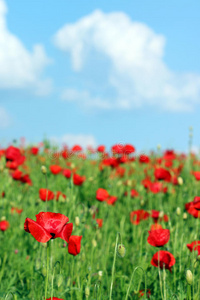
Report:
0,106,11,128
54,10,200,112
0,0,52,95
50,134,97,149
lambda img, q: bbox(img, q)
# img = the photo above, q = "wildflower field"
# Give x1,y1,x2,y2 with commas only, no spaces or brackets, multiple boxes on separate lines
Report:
1,141,200,300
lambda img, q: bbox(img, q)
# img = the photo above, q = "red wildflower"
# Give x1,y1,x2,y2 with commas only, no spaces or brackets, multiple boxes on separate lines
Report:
0,220,9,231
96,218,103,228
31,147,39,155
71,145,82,152
139,154,150,164
185,197,200,218
123,144,135,154
106,196,118,205
147,229,170,247
97,145,105,153
11,207,23,214
24,212,73,243
149,182,168,194
150,223,163,231
151,250,175,272
73,174,86,186
20,174,32,185
96,188,109,201
130,210,149,225
11,169,23,180
68,235,82,256
39,188,55,201
154,168,171,182
50,165,62,175
138,290,151,298
193,171,200,181
63,169,71,178
46,298,64,300
187,241,200,252
56,191,66,201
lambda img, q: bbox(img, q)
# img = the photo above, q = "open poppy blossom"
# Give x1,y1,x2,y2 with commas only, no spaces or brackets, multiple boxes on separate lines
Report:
68,235,82,256
0,220,10,231
96,188,109,201
73,174,86,185
130,210,149,225
106,195,118,205
63,168,71,178
24,212,73,243
187,241,200,252
192,171,200,181
147,229,170,247
31,147,39,155
39,188,55,201
56,191,66,201
96,218,103,228
50,165,62,175
151,250,175,272
185,197,200,218
154,168,171,182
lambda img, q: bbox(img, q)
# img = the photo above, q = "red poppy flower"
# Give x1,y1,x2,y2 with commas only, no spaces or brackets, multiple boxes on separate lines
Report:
193,171,200,181
50,165,62,175
96,219,103,228
31,147,39,155
24,212,73,243
139,154,150,164
130,210,149,225
5,145,21,161
6,161,19,170
187,241,200,252
147,229,170,247
39,188,55,201
96,188,109,201
154,168,171,182
0,220,10,231
73,174,86,186
71,145,82,152
11,169,23,180
151,250,175,272
20,174,32,185
185,198,200,218
97,145,105,153
111,144,124,154
123,144,135,154
138,290,151,298
56,191,66,201
149,182,168,194
11,207,23,214
106,196,118,205
68,235,82,256
63,169,71,178
151,210,169,223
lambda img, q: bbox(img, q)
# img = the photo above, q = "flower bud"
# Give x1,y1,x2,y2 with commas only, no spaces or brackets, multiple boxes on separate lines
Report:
117,244,126,258
159,211,164,218
41,165,47,174
75,216,80,227
56,274,63,288
186,270,193,285
85,286,90,298
98,270,103,280
140,200,144,206
178,177,183,185
1,216,6,221
176,207,181,216
183,213,187,220
197,255,200,261
92,239,97,248
35,258,41,271
157,144,161,150
41,267,47,277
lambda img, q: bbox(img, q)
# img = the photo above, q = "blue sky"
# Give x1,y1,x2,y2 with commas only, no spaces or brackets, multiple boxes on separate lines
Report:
0,0,200,152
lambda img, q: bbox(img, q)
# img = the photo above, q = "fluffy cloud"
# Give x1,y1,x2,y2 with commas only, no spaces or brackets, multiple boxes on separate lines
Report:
0,0,51,95
50,134,97,149
54,10,200,112
0,106,11,128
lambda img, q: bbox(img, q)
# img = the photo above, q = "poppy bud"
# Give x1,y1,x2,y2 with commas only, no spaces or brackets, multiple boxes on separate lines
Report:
117,180,122,186
56,274,63,288
176,207,181,216
92,239,97,247
98,270,103,280
88,177,94,182
197,255,200,261
189,126,193,131
186,270,193,285
1,216,6,221
157,144,161,150
41,165,47,174
85,286,90,298
159,211,164,218
75,216,80,227
177,177,183,186
140,200,144,206
183,213,187,220
117,244,126,258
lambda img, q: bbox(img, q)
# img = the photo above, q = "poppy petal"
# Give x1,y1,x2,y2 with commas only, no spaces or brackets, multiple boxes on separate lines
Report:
56,223,73,242
36,212,69,235
24,218,51,243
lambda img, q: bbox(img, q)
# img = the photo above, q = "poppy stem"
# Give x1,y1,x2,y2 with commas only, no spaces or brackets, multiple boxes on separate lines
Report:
109,232,120,300
125,266,146,300
45,241,50,300
45,173,48,212
187,284,191,300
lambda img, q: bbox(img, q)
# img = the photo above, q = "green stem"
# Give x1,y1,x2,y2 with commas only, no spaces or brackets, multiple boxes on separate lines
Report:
109,232,120,300
187,284,191,300
125,266,146,300
45,241,50,300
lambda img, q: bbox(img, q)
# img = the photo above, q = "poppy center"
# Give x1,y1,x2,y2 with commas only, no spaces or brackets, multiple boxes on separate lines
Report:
50,233,55,239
